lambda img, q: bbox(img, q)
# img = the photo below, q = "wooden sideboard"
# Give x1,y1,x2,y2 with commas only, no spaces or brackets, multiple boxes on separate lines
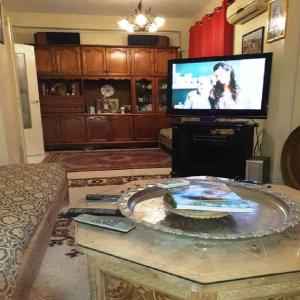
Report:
35,45,178,149
42,113,174,149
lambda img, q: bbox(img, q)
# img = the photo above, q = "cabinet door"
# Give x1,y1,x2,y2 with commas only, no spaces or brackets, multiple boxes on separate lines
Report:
87,116,111,142
106,48,130,76
55,47,81,75
134,115,158,141
155,77,168,113
82,47,106,76
42,116,61,144
132,77,155,113
131,48,154,76
110,115,133,141
35,47,56,75
154,49,178,76
60,116,86,142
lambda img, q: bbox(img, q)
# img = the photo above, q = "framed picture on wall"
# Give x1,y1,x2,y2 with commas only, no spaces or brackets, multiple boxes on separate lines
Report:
267,0,288,42
242,27,264,54
0,0,4,44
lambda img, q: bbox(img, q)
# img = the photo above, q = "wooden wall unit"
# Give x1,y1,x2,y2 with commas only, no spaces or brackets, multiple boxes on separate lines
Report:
36,44,178,149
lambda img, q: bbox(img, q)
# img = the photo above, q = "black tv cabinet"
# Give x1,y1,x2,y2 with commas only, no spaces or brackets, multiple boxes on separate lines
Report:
172,122,255,179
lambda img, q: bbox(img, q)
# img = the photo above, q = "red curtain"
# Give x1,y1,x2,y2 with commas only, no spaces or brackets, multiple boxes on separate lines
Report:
188,0,233,58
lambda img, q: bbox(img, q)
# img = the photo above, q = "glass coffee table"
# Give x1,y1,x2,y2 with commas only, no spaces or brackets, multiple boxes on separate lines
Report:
75,177,300,300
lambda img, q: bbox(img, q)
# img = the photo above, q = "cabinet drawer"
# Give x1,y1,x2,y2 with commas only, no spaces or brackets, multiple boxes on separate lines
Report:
41,105,85,114
41,96,84,106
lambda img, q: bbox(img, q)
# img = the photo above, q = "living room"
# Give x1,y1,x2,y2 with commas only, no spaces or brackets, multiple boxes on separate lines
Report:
1,0,300,299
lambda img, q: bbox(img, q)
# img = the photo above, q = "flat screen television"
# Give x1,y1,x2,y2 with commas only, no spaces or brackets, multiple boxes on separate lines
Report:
167,53,273,119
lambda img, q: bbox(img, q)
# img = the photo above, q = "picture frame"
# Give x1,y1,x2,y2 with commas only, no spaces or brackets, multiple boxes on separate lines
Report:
242,27,264,54
267,0,288,43
0,0,4,44
107,98,119,113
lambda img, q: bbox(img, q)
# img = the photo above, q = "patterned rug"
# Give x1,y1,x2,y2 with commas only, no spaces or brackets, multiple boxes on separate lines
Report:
43,148,171,172
68,174,170,187
48,214,82,258
29,174,169,300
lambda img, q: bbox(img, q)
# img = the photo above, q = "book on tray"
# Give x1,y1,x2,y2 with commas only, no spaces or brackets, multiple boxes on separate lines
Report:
166,181,256,213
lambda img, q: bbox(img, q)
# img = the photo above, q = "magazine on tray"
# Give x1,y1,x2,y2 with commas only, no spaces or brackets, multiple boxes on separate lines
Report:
166,181,256,213
156,178,190,189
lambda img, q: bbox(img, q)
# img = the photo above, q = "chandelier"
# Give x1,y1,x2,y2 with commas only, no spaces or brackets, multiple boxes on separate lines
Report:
118,0,165,33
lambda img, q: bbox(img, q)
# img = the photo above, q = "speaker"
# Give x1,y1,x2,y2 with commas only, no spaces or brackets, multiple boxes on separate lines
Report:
245,156,270,183
127,35,169,47
34,32,80,45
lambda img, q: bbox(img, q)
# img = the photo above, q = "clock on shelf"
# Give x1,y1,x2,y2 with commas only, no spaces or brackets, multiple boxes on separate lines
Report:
100,84,115,98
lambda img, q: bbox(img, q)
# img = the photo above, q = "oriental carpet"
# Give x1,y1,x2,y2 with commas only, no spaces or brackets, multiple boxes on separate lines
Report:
29,174,169,300
43,148,171,172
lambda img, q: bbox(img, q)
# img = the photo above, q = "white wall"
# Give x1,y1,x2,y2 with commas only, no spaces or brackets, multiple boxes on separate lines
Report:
9,12,192,57
190,0,300,182
0,5,25,165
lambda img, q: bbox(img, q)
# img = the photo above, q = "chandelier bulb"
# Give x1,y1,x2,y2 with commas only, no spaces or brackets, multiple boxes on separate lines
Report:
118,0,165,32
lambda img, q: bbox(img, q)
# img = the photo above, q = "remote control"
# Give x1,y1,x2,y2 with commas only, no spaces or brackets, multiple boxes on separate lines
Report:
85,194,120,202
63,207,122,218
74,214,136,233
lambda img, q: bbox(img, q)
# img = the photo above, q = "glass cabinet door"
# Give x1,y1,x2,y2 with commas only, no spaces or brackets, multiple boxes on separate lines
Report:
134,78,154,113
157,78,168,112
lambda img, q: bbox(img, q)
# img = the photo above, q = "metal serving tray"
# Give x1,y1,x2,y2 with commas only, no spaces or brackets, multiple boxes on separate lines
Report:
118,177,300,239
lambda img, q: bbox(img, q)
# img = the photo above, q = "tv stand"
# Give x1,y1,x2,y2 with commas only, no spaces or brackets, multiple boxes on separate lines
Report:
172,122,255,178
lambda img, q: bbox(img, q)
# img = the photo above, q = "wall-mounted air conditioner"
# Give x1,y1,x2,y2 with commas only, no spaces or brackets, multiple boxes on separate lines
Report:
226,0,268,25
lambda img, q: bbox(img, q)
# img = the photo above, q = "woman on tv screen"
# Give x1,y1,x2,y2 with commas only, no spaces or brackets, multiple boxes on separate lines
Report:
209,62,241,109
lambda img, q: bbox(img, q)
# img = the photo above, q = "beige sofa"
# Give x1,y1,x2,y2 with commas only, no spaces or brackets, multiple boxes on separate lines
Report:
0,163,68,300
159,128,172,151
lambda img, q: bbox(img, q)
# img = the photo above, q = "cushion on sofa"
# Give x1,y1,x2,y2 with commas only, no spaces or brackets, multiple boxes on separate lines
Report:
0,163,66,299
159,128,172,140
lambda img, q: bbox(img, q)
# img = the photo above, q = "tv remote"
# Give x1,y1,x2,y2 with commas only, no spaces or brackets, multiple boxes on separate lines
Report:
73,214,136,233
85,194,120,202
63,207,122,218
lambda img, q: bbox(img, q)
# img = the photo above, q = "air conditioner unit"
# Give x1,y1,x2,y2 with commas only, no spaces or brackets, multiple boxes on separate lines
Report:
226,0,268,25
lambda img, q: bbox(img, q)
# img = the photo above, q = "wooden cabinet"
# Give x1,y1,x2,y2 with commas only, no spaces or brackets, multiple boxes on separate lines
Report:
132,77,155,113
134,115,158,141
37,44,178,148
87,116,111,142
106,48,130,76
35,47,56,75
60,116,86,143
40,96,85,114
82,47,106,76
131,48,154,76
42,114,170,147
110,115,133,141
35,46,81,75
158,116,174,129
154,48,178,76
81,47,130,76
154,77,168,113
55,47,81,75
42,116,61,144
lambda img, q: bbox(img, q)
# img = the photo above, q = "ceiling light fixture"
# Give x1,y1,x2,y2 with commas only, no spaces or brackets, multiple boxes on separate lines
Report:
118,0,165,33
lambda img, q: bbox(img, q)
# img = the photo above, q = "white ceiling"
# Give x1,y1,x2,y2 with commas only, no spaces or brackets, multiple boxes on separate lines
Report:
5,0,211,18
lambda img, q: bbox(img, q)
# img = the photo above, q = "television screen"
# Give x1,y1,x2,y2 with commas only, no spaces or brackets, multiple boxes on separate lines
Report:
167,53,272,119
